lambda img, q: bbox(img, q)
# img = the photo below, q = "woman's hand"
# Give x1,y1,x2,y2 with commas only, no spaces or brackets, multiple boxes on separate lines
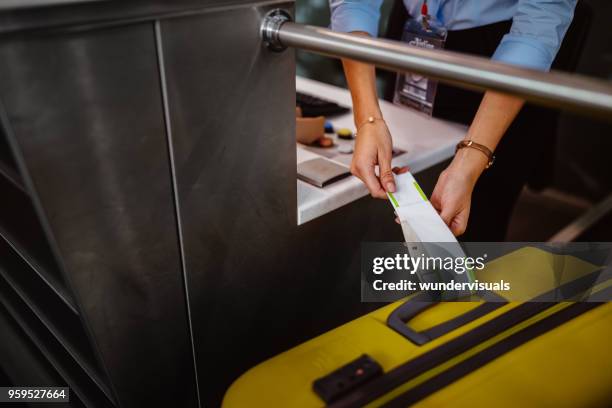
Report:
430,148,488,236
429,92,523,236
340,51,403,199
351,120,397,199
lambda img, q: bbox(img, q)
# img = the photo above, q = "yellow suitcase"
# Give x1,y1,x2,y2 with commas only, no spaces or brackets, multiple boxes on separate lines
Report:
223,246,612,407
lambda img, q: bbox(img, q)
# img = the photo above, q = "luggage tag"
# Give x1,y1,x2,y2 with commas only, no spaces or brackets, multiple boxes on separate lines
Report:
387,172,474,299
393,0,447,116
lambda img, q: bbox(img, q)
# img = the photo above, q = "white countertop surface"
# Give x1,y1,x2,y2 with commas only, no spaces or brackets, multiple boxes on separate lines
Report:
296,76,467,225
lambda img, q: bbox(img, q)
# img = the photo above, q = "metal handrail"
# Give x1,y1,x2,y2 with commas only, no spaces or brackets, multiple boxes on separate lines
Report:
261,10,612,120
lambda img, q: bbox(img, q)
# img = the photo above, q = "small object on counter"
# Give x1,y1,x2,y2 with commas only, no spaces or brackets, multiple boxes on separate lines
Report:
296,107,326,145
297,158,350,188
337,143,353,154
324,121,334,134
316,136,334,148
296,92,350,117
337,128,353,140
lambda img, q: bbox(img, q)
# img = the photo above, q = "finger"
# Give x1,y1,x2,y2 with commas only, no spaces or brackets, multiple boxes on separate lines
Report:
393,211,401,224
430,188,442,213
438,201,456,227
430,171,447,213
450,207,470,237
379,154,395,193
450,221,465,237
354,163,386,199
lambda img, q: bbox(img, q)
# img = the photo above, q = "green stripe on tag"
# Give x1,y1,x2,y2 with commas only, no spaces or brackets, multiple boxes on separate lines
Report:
413,181,427,201
388,192,400,208
467,267,476,283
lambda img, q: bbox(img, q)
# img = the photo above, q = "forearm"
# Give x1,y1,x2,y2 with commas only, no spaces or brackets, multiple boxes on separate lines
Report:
432,91,524,235
341,33,382,126
340,33,401,197
453,91,525,184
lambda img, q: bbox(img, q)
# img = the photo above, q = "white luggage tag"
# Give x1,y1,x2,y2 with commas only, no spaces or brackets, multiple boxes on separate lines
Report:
387,172,473,294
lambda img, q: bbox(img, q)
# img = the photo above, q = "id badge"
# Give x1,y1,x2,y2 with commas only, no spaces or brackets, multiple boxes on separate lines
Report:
394,15,447,116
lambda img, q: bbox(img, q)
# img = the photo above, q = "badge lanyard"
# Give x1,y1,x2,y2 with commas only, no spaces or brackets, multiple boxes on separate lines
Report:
393,0,447,116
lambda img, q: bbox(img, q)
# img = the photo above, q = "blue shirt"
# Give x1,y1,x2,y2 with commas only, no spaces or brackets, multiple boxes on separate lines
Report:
329,0,576,71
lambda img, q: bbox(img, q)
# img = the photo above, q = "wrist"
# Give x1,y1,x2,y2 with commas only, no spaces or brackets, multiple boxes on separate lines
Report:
354,106,383,127
449,147,488,187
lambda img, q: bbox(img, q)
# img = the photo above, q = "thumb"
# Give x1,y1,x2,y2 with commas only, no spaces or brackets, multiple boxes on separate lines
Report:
378,153,396,193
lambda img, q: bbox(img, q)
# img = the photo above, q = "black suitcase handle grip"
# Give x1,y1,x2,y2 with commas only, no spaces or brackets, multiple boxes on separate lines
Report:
386,292,506,345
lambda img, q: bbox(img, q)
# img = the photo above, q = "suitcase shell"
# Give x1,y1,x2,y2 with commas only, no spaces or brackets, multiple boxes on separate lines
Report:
399,303,612,408
223,247,610,407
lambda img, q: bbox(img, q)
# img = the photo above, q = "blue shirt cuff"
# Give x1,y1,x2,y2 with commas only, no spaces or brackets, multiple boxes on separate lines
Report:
492,34,555,71
330,3,381,37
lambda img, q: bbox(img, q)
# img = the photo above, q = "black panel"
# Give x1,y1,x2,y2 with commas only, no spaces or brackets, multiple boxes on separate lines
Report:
0,239,111,401
0,23,197,407
0,123,23,189
0,304,85,408
0,279,107,407
0,175,72,307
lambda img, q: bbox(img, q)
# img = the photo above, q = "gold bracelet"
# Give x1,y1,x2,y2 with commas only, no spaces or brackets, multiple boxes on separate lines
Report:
355,116,385,135
455,139,495,169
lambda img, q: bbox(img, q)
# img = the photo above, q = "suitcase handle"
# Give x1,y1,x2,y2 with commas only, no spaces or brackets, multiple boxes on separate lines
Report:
386,292,506,345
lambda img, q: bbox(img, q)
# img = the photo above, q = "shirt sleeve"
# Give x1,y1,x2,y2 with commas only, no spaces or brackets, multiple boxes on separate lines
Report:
492,0,577,71
329,0,383,37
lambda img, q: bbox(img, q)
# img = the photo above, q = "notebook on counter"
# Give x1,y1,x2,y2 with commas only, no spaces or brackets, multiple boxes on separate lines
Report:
297,158,350,188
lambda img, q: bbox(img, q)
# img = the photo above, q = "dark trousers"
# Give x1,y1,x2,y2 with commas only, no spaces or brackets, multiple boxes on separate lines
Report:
432,20,552,241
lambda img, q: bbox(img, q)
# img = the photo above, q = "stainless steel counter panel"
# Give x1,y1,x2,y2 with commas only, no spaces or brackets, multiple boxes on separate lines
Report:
159,3,297,405
0,23,197,407
0,0,406,406
0,0,283,34
160,4,411,406
0,0,105,11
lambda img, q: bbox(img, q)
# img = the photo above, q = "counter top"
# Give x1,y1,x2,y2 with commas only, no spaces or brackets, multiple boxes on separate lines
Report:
296,76,467,225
